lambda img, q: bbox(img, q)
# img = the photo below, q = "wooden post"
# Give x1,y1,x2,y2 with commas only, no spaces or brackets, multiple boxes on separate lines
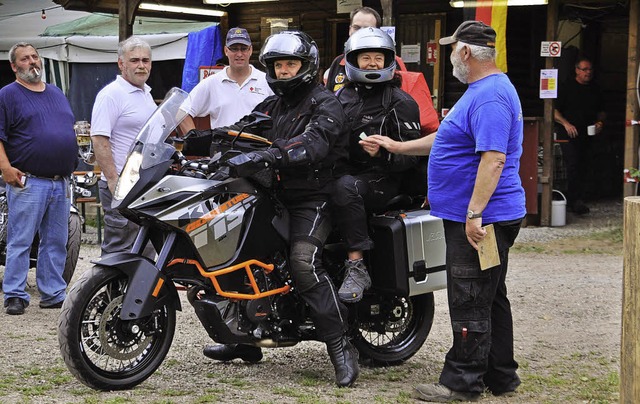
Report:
540,0,558,226
622,196,640,403
623,0,639,197
380,0,393,26
118,0,141,42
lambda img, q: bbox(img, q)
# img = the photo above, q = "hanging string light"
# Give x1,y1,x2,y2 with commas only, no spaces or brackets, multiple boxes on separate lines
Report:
41,9,46,19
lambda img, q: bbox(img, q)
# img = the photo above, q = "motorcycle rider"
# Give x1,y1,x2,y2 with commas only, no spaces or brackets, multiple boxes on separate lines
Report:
332,27,422,303
206,30,359,388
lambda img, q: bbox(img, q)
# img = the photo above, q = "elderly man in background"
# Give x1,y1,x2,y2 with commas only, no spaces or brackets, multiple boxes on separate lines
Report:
91,36,156,256
0,42,78,314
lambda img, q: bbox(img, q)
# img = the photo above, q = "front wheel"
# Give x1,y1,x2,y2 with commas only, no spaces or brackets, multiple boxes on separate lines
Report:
58,265,176,390
352,292,435,366
62,212,82,285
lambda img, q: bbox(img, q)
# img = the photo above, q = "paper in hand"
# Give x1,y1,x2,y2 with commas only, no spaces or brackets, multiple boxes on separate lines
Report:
477,224,500,270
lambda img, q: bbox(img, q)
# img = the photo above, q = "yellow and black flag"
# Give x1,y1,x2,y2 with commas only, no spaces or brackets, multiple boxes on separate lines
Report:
463,0,508,72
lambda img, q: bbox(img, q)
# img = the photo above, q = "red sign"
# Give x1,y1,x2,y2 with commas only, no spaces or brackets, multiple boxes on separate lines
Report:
426,42,438,64
199,66,224,82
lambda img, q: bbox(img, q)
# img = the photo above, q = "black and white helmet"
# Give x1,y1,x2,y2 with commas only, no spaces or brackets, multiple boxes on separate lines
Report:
259,30,319,96
344,27,396,84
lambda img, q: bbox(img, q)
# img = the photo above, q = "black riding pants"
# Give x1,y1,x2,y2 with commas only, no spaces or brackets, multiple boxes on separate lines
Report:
287,199,348,341
439,218,522,395
330,173,398,252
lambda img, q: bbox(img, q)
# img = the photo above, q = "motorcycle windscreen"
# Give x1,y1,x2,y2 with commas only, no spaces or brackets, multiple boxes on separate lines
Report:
136,87,189,171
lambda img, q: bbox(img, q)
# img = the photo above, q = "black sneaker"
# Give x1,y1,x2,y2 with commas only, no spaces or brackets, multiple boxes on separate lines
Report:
39,300,64,309
5,297,28,315
338,259,372,303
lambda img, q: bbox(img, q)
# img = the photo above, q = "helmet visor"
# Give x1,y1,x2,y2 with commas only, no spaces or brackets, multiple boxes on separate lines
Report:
261,34,307,59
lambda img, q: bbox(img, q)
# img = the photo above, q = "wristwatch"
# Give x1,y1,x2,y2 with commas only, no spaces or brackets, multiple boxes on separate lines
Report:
467,210,482,219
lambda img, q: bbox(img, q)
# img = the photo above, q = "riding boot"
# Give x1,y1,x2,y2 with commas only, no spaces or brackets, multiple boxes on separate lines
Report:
203,343,263,363
326,336,359,387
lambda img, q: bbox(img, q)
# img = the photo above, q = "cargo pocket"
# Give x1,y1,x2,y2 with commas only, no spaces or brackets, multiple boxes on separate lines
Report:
449,262,493,310
452,319,490,361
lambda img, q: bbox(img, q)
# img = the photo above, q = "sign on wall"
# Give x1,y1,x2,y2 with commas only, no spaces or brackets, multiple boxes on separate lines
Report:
540,41,562,57
199,66,224,82
337,0,362,14
401,44,421,64
539,69,558,99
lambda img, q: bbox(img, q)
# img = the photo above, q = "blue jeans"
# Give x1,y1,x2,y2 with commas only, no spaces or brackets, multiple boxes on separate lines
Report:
2,177,70,305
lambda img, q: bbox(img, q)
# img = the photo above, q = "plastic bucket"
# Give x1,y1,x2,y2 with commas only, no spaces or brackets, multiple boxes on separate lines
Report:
551,190,567,227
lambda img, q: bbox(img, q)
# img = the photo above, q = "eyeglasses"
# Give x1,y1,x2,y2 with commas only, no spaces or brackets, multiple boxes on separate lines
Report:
576,67,593,71
228,46,250,53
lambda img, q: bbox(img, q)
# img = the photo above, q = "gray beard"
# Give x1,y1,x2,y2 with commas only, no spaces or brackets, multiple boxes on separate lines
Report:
452,62,470,84
451,51,470,84
16,66,41,84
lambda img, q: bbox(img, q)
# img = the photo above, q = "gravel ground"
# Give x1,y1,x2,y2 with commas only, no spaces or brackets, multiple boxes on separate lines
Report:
0,198,624,403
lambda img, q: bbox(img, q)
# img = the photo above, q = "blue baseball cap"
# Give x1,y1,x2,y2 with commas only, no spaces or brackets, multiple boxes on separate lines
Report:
226,27,251,47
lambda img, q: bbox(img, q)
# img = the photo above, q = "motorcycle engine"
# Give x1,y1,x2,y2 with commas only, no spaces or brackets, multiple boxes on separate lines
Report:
244,297,272,324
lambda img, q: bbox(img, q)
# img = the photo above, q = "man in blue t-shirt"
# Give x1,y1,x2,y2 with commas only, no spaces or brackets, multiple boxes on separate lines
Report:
363,20,525,402
0,42,78,315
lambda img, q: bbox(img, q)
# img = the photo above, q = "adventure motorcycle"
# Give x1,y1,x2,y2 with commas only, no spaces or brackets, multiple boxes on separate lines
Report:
57,88,447,390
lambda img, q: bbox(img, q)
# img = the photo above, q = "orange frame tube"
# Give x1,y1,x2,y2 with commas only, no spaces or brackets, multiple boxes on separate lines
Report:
167,258,290,299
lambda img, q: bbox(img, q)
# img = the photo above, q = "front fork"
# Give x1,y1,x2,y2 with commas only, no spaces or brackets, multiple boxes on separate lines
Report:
92,230,182,320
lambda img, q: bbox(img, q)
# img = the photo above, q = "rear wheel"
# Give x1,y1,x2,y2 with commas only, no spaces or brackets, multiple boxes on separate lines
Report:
58,265,176,390
352,293,435,366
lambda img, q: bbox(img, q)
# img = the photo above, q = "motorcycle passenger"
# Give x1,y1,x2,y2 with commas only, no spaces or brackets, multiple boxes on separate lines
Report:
207,30,359,388
332,27,422,303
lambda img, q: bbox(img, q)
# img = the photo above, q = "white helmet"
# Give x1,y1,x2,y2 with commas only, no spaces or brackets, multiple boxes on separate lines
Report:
344,27,396,84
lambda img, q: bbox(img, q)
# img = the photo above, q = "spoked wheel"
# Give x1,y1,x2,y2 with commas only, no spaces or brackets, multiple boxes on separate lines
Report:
352,293,435,366
58,265,176,390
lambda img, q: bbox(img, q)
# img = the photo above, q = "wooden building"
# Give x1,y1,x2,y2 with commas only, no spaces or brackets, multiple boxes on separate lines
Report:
55,0,639,224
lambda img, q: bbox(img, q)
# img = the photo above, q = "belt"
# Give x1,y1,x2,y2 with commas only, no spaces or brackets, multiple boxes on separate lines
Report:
26,173,66,181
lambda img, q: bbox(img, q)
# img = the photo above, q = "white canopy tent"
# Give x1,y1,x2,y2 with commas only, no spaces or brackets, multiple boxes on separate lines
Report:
0,2,217,92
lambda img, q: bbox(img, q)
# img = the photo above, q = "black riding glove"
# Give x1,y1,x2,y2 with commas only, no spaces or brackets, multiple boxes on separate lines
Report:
225,149,282,177
184,129,211,139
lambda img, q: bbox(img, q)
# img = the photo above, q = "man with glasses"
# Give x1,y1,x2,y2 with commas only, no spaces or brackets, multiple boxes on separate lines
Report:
554,56,606,215
179,27,273,137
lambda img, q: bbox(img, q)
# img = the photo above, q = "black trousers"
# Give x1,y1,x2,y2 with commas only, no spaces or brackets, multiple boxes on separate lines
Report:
286,198,348,341
439,218,522,395
330,173,398,252
560,139,589,206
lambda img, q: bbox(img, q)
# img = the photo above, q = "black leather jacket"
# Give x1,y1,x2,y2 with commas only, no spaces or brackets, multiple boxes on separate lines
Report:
253,81,349,196
337,82,421,175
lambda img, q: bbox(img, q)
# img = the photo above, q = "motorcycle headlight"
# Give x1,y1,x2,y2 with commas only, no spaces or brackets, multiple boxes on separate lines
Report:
114,150,143,201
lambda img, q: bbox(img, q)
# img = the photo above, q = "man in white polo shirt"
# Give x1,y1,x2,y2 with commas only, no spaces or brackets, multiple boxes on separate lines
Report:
178,27,273,136
90,36,156,256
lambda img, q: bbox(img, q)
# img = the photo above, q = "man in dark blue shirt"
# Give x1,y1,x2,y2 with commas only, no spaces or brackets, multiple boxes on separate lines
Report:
0,42,78,315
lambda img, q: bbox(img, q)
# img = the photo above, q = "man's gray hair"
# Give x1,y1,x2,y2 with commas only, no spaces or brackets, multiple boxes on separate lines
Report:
117,36,152,61
9,42,37,64
459,41,497,62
